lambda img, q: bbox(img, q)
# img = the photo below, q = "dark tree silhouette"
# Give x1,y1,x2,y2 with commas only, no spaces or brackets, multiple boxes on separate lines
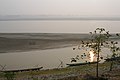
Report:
77,28,111,79
105,41,120,71
72,28,119,79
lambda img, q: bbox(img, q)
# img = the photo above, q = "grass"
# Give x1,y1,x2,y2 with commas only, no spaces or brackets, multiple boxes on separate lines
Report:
0,61,120,80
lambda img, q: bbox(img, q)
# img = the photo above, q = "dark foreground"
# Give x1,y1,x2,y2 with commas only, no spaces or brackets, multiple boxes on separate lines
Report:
0,61,120,80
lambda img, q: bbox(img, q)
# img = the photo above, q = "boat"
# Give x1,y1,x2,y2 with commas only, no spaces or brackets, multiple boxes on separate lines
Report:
66,61,98,66
1,66,43,73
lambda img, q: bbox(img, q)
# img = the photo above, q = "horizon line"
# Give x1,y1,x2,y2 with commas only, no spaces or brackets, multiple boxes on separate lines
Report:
1,15,120,21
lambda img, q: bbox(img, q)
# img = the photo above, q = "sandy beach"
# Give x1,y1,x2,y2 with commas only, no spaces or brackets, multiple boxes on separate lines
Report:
0,37,81,53
0,33,86,53
0,33,119,53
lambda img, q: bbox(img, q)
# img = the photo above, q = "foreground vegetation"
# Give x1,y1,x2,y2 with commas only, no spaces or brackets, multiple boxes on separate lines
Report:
0,61,120,80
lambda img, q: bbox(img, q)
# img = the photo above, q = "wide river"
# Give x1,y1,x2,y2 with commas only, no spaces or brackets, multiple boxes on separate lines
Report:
0,44,118,70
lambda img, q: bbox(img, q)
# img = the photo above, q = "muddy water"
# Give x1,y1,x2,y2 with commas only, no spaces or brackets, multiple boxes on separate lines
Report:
0,41,119,70
0,47,80,70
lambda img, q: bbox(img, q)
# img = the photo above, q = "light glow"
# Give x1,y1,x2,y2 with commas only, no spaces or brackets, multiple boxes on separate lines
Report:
89,51,95,62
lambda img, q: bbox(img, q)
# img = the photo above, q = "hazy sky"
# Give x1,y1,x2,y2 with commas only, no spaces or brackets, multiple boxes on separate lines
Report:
0,0,120,16
0,0,120,33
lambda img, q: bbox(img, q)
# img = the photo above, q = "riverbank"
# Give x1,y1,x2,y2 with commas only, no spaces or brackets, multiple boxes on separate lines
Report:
0,61,120,80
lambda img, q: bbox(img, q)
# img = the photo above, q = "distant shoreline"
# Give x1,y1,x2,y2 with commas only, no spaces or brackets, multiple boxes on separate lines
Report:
1,15,120,21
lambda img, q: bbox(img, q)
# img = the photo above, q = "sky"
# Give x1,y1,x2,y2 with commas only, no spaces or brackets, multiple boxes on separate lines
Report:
0,0,120,16
0,0,120,33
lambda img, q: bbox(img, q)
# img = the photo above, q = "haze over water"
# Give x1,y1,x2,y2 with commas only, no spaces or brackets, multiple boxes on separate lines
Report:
0,18,120,33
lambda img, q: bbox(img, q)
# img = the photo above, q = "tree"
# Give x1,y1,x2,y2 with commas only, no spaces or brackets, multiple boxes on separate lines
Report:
106,41,120,71
72,28,119,79
79,28,111,79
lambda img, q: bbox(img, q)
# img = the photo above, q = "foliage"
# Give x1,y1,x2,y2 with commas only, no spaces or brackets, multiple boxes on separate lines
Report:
105,40,120,71
74,28,119,78
4,72,15,80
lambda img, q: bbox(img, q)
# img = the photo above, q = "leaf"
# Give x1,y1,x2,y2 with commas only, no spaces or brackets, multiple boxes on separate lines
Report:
89,32,92,34
111,41,114,44
73,48,76,50
116,33,119,36
96,28,100,30
115,42,118,44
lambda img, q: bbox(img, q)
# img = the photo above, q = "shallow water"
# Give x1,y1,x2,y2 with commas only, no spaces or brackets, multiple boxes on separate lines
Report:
0,44,118,70
0,46,80,70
